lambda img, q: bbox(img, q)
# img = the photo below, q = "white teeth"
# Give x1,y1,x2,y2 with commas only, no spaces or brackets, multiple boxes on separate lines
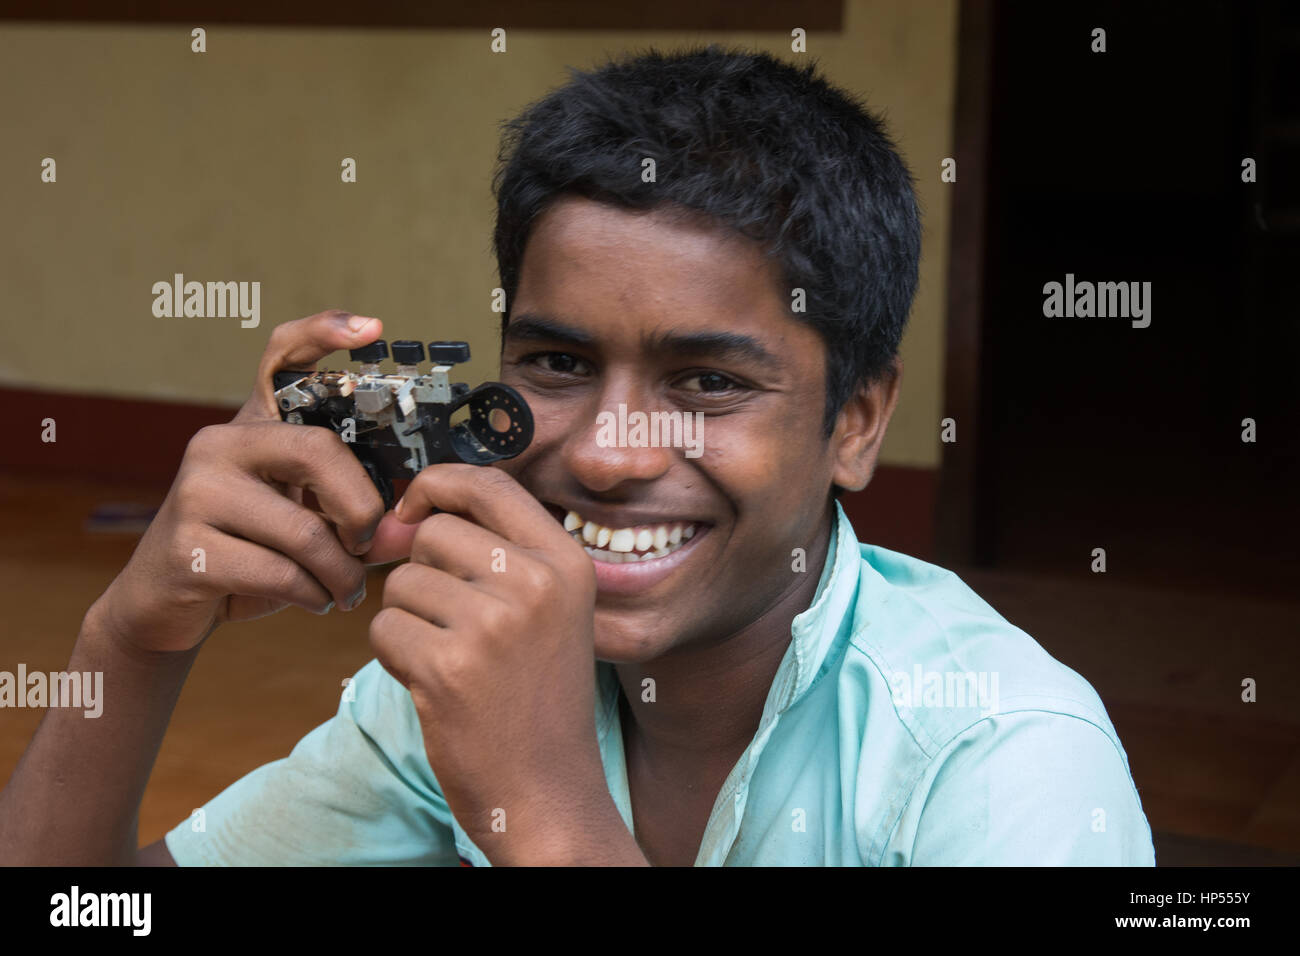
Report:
562,508,704,563
585,545,625,564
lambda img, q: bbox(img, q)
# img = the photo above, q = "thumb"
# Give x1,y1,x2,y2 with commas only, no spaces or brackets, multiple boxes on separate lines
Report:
358,511,420,566
236,310,383,423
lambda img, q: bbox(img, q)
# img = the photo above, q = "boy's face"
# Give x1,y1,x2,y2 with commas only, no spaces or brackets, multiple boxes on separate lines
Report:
496,196,879,663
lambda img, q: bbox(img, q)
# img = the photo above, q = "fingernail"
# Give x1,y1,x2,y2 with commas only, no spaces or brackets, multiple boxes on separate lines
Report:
351,533,373,556
347,315,376,333
316,601,335,616
346,585,366,611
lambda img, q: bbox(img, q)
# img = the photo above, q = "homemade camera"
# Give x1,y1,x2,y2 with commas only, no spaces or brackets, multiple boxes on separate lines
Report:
272,339,533,509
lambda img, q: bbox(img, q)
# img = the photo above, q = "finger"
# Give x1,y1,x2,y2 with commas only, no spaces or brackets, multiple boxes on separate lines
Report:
381,562,480,628
358,511,419,566
236,310,383,423
368,606,445,691
394,463,560,552
211,477,369,610
408,511,508,582
213,421,386,556
205,533,336,615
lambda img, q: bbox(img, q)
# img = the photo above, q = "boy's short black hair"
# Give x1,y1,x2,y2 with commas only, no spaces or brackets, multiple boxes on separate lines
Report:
492,44,921,437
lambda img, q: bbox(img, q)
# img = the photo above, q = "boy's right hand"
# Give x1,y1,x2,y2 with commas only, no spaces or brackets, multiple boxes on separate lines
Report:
91,310,400,655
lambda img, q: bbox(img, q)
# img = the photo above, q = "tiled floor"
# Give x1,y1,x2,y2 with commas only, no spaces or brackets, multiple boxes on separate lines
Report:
2,472,1296,863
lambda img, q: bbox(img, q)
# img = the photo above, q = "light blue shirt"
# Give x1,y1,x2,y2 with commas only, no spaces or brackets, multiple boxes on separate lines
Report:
165,500,1155,865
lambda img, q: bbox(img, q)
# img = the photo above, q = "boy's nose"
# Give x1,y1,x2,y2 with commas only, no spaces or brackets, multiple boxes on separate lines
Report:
563,401,676,493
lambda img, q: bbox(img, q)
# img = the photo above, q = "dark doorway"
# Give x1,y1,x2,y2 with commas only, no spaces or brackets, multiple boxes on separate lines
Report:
940,0,1300,864
976,0,1299,599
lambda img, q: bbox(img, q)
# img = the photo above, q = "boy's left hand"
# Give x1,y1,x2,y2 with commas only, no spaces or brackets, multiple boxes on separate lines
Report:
369,464,624,864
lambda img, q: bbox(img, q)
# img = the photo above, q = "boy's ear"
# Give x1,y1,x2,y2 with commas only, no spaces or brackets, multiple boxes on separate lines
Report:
830,358,903,493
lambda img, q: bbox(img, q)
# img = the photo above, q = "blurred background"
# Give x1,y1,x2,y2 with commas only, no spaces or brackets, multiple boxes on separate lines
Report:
0,0,1295,864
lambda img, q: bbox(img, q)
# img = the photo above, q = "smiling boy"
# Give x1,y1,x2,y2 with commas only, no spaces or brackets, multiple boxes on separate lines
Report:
0,47,1154,866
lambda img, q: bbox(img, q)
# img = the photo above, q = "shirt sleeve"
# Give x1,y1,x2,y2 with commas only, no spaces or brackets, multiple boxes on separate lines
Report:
163,658,460,866
885,709,1156,866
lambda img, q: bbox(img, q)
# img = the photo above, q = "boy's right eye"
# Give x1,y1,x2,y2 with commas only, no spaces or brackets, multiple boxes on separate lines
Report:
525,352,590,376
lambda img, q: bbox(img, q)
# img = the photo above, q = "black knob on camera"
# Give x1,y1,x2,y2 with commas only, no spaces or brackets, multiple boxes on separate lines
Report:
428,341,470,365
391,340,425,364
349,340,389,363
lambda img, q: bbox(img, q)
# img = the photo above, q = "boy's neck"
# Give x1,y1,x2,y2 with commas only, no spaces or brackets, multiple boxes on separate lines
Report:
613,513,834,770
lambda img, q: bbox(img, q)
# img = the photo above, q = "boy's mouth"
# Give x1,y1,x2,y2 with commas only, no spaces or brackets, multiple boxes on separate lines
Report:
559,508,704,563
543,502,713,594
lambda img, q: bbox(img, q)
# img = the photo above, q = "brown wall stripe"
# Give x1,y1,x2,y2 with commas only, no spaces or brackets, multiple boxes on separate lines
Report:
0,1,843,31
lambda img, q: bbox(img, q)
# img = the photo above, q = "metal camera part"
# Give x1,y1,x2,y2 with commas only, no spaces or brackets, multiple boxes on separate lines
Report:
272,339,533,509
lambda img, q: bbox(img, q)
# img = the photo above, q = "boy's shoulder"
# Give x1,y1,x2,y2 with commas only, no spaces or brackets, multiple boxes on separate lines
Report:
837,540,1121,757
811,538,1153,864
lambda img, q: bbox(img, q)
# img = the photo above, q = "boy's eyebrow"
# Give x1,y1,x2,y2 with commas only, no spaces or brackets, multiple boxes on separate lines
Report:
505,313,783,369
645,329,783,369
503,314,596,348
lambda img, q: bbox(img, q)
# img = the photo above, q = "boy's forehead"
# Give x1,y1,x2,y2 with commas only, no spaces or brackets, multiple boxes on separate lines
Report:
514,196,803,349
526,195,759,265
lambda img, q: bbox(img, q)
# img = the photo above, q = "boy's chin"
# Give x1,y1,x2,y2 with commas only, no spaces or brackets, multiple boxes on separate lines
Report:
593,629,679,665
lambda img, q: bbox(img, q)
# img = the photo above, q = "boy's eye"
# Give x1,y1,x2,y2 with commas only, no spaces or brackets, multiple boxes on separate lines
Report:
527,352,589,375
679,371,740,393
520,353,745,398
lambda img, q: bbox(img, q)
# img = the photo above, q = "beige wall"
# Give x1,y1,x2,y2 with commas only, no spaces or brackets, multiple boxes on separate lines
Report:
0,0,955,467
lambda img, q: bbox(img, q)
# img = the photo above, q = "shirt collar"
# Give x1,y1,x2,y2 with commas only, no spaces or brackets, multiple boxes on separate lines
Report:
776,498,861,711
